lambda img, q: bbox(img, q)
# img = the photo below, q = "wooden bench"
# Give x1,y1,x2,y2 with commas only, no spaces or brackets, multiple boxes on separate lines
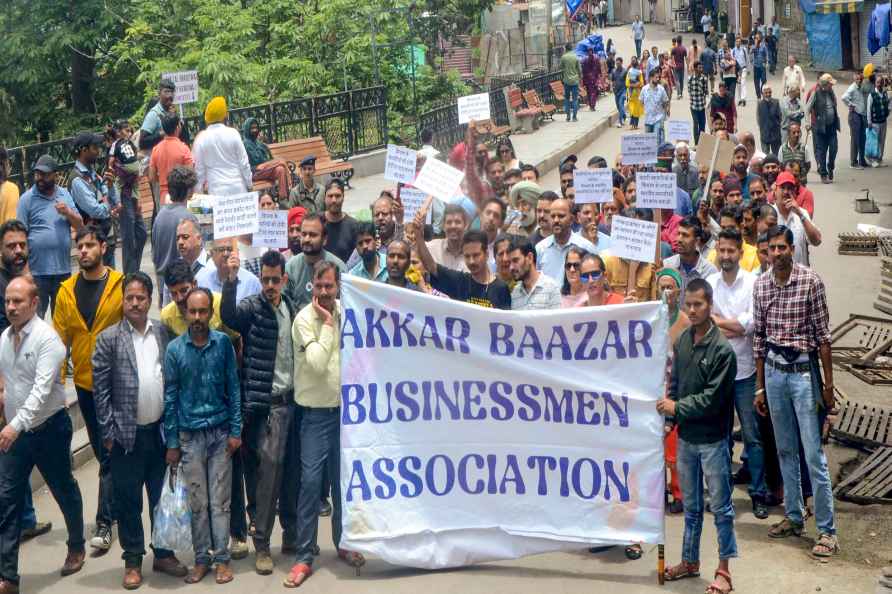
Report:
474,119,511,147
522,89,557,120
505,87,539,133
549,81,587,113
267,136,353,189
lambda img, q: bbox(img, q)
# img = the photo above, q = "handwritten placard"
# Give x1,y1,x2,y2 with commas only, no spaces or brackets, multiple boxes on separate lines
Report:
573,169,614,204
161,70,199,105
213,192,259,239
621,133,659,165
412,158,465,202
609,215,659,264
400,187,433,224
635,172,677,209
384,144,418,184
667,120,692,143
252,210,288,248
457,93,491,124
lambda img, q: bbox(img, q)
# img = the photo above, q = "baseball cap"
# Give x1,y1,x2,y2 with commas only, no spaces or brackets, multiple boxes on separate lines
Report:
300,155,317,168
775,171,797,187
32,154,58,173
72,132,104,152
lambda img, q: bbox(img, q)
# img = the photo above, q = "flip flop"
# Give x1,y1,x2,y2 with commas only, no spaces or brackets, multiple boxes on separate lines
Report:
283,563,312,588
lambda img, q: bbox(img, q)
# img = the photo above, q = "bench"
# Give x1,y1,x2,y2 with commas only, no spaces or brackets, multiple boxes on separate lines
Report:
549,81,587,113
474,119,511,147
267,136,353,190
522,90,557,120
505,87,540,133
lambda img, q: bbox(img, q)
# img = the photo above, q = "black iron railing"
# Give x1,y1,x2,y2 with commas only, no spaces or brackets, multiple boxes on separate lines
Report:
7,86,387,189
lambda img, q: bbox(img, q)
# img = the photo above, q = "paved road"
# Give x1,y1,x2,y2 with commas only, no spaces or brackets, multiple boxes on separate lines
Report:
22,23,885,594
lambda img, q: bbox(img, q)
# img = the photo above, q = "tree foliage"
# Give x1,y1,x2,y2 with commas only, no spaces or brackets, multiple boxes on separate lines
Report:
0,0,493,147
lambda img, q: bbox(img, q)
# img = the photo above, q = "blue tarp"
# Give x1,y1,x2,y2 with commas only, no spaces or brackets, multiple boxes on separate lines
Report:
805,13,842,70
567,0,585,17
867,2,891,55
574,34,607,59
800,0,817,13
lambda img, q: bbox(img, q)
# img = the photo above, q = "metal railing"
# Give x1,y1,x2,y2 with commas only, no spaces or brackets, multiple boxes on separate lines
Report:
7,86,388,189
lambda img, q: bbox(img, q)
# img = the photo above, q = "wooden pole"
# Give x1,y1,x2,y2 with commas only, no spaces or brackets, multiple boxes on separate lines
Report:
658,544,665,584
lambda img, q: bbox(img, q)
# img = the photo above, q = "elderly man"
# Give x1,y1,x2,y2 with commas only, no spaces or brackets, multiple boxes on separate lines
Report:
757,87,782,156
192,97,253,195
780,86,805,145
506,181,542,237
674,143,700,198
841,70,872,169
196,239,262,304
805,74,841,183
782,55,806,98
779,123,812,185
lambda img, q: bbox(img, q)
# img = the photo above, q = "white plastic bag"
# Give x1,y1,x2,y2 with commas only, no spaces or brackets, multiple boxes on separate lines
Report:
152,466,192,552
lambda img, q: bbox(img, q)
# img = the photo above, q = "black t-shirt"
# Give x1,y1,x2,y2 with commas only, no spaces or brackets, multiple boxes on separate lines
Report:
324,215,360,263
113,139,139,165
75,273,109,330
431,264,511,310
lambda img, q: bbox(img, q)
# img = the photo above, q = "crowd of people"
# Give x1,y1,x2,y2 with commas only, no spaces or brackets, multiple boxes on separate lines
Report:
0,22,874,593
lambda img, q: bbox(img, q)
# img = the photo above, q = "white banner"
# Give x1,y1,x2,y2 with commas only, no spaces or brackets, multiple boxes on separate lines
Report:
384,144,418,184
161,70,199,105
339,278,668,569
412,158,465,202
457,93,491,124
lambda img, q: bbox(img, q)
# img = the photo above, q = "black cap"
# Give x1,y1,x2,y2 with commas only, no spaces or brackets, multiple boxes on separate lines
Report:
32,155,58,173
559,154,578,170
72,132,104,153
160,78,176,91
300,155,317,167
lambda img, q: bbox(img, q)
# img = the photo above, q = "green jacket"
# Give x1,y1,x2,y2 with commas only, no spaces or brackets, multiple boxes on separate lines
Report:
560,51,581,86
669,322,737,444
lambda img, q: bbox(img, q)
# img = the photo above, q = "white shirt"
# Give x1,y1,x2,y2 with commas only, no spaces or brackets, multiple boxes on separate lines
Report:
782,65,806,98
0,316,67,432
192,123,253,195
130,320,164,425
775,206,814,267
707,268,755,379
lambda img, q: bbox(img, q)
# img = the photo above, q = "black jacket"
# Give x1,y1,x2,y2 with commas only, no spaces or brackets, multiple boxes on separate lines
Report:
757,97,782,144
220,279,296,413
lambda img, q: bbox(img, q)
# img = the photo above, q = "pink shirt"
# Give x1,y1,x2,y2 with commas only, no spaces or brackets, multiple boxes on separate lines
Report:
150,136,195,199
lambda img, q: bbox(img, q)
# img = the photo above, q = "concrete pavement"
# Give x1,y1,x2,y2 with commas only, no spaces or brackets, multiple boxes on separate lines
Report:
21,22,887,594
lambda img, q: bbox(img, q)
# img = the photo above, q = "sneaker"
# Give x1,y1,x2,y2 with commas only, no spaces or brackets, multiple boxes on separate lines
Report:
319,499,332,517
821,175,830,184
871,161,880,168
752,499,769,520
616,121,623,128
230,538,249,560
90,524,112,551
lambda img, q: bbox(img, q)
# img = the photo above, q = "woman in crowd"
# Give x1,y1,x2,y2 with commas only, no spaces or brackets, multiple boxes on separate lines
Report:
496,141,519,171
578,254,624,307
560,246,590,308
626,56,645,130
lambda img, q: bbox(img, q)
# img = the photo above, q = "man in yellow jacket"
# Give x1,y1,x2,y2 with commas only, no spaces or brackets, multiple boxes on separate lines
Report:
53,224,123,553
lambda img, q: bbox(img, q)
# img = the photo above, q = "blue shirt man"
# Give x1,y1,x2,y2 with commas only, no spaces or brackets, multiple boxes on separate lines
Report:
17,174,79,277
196,262,261,304
535,232,600,282
348,253,388,282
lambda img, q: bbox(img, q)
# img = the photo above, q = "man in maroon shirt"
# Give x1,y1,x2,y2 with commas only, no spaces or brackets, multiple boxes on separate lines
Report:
671,36,688,99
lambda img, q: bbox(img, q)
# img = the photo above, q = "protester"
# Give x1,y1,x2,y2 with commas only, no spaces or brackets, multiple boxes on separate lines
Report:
782,55,807,99
164,287,242,584
508,237,561,310
287,157,323,213
707,207,760,272
0,276,86,590
92,272,188,588
384,240,417,290
868,73,889,166
757,85,782,156
284,214,347,311
771,172,822,266
779,123,812,185
560,246,590,308
664,217,718,293
535,198,599,281
241,118,291,199
718,39,738,99
753,225,838,558
426,204,469,272
151,166,199,307
641,69,670,145
659,278,738,594
320,179,359,263
284,207,306,259
160,260,231,338
70,132,119,268
626,58,645,130
0,150,18,224
506,181,542,237
581,47,601,111
805,74,840,183
148,113,194,203
841,70,871,169
560,44,581,122
284,262,364,588
196,238,262,303
710,82,737,133
348,222,387,281
192,97,253,195
688,61,709,144
611,57,627,127
175,219,208,277
780,86,805,146
53,225,123,553
707,229,768,519
578,254,624,306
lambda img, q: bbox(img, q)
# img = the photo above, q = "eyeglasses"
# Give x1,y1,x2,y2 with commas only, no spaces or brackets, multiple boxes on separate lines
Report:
565,261,581,270
580,271,603,283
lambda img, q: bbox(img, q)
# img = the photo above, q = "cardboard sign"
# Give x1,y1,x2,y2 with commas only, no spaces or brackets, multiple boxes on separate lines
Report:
573,169,614,204
457,93,491,124
412,158,465,202
384,144,418,184
621,133,658,165
609,215,659,264
667,120,692,143
161,70,199,105
213,192,259,239
695,132,737,174
400,187,433,224
253,210,288,249
635,172,677,209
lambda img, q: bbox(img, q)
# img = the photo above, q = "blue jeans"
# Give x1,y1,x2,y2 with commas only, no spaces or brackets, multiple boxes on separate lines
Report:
180,424,233,566
645,122,665,146
733,374,767,500
21,486,36,530
691,108,706,145
294,408,342,566
564,84,579,119
678,437,738,564
635,39,642,58
765,362,835,535
753,66,766,99
614,89,626,124
118,190,147,275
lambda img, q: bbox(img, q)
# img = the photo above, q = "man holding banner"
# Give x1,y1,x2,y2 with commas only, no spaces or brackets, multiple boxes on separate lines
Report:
658,278,738,594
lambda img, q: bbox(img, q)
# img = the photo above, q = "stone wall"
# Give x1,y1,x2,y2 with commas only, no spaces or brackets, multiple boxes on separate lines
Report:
777,30,811,68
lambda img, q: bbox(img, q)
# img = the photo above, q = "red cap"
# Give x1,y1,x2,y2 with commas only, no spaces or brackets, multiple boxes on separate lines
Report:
775,171,797,187
288,206,306,228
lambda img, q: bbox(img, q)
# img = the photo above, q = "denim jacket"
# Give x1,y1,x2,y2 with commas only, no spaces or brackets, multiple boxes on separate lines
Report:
163,329,241,448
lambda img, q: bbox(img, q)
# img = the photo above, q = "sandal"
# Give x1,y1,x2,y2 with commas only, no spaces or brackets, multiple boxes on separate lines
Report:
705,568,733,594
283,563,312,588
768,517,803,539
811,533,839,558
337,549,366,567
624,544,643,560
663,560,700,581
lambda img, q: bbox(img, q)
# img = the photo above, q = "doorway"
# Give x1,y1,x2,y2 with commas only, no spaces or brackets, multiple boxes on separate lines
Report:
840,13,855,70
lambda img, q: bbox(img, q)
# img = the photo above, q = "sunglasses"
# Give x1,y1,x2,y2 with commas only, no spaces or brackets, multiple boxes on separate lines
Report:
580,271,604,283
565,261,581,270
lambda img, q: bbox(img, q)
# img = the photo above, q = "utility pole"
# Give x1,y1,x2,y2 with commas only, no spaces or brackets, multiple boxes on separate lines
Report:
546,0,553,70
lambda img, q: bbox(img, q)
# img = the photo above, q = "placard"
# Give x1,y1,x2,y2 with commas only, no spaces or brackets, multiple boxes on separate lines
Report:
667,120,692,143
339,277,668,568
695,132,737,174
400,187,433,224
412,158,465,202
635,172,677,209
384,144,418,184
621,133,658,165
252,210,288,248
457,93,491,124
213,192,259,239
573,169,614,204
609,215,659,264
161,70,199,105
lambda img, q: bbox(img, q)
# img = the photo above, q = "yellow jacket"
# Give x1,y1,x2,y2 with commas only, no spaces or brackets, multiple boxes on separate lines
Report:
707,242,760,273
53,269,124,391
